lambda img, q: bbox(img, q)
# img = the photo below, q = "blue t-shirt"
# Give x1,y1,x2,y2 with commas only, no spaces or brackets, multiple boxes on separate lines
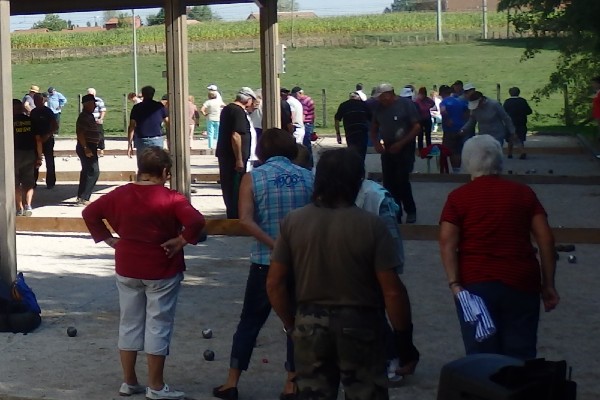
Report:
440,96,468,134
130,100,168,138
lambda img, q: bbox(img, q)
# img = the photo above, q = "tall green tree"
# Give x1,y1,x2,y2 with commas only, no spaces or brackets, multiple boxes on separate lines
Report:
499,0,600,125
32,14,68,31
384,0,416,12
147,8,165,26
187,5,220,21
278,0,301,12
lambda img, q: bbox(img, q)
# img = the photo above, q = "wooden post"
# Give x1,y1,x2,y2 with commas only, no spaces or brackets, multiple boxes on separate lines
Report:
123,93,128,135
496,83,501,102
0,0,16,284
259,0,281,130
563,84,573,127
165,0,191,197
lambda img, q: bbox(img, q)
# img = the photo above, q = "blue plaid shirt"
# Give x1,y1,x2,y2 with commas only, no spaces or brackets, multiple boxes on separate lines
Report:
250,156,314,265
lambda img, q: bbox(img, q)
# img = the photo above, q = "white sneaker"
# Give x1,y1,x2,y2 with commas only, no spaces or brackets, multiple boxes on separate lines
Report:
387,358,404,383
119,382,145,396
145,384,185,400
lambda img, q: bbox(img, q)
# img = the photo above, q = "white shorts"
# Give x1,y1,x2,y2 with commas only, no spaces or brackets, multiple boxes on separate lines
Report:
116,272,183,356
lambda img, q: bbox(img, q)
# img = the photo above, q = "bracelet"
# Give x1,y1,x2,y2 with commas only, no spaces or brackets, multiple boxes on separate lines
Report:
448,281,461,288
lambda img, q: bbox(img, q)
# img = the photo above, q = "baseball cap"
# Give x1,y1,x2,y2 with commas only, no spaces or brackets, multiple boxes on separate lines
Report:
280,87,291,95
239,86,257,100
29,85,40,93
47,86,55,93
81,94,96,104
463,83,476,91
161,94,169,101
207,84,218,91
291,86,303,94
349,91,361,99
373,83,394,98
400,87,414,98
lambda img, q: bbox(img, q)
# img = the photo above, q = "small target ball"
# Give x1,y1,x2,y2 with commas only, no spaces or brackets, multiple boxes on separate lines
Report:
202,328,213,339
262,358,269,363
567,255,577,264
548,169,553,174
203,349,215,361
67,327,77,337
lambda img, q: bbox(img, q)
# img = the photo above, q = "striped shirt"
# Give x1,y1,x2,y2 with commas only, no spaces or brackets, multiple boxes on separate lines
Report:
250,156,314,265
299,95,315,124
93,96,107,121
440,175,546,293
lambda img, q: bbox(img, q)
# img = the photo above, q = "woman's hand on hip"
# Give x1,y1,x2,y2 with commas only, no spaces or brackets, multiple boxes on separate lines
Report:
161,235,187,258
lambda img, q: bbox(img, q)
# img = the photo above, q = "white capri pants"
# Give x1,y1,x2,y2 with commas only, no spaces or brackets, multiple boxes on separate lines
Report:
116,272,183,356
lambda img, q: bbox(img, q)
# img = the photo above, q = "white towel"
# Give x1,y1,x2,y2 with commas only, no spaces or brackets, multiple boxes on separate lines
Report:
457,290,496,342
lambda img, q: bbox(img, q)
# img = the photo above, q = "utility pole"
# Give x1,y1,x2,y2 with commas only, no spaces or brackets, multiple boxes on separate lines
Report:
482,0,488,39
132,9,139,95
436,0,443,41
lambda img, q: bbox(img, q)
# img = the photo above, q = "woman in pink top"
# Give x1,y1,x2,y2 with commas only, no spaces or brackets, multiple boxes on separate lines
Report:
82,147,205,399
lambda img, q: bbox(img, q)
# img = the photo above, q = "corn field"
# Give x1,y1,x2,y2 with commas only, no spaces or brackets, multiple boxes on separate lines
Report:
11,12,510,49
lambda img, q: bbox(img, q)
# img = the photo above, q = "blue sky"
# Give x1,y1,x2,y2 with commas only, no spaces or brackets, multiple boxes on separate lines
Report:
10,0,393,31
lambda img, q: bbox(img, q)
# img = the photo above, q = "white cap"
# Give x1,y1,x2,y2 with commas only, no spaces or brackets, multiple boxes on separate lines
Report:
400,87,413,98
207,84,218,91
464,83,476,91
373,83,394,98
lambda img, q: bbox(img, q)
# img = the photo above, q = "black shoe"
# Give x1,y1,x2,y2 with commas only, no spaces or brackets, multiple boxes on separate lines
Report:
519,153,527,160
213,386,238,400
507,154,513,159
47,184,55,189
406,212,417,224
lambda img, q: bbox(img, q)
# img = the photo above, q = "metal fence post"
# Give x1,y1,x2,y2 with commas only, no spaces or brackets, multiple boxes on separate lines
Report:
321,88,327,128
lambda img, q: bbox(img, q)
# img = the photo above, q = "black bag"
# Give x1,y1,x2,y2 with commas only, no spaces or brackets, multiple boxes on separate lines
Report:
0,278,41,334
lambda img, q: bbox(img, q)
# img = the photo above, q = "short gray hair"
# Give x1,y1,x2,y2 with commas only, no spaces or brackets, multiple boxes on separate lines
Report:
461,134,503,178
235,92,253,103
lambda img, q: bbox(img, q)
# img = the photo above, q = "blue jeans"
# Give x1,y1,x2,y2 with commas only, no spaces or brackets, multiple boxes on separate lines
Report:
456,281,540,360
230,263,295,371
302,122,314,169
134,136,164,160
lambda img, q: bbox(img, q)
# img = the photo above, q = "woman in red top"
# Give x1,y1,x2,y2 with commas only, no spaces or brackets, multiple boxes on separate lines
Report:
439,134,559,359
82,147,205,399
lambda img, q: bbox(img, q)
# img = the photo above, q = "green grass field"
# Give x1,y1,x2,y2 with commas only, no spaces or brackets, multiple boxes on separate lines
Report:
12,40,563,136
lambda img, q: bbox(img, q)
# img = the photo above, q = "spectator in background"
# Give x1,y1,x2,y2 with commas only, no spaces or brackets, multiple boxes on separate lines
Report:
13,99,42,216
201,90,226,150
281,88,305,144
503,87,533,159
213,128,313,400
87,88,107,157
439,84,469,173
461,91,515,147
355,83,368,101
127,86,169,161
430,90,442,133
127,92,142,105
22,85,39,116
463,83,476,100
582,76,600,139
207,84,223,103
439,134,559,359
451,80,464,99
188,95,200,148
249,89,263,139
415,87,436,151
334,91,371,162
292,87,315,167
31,93,59,189
46,87,67,134
216,87,256,219
75,94,102,207
82,146,205,400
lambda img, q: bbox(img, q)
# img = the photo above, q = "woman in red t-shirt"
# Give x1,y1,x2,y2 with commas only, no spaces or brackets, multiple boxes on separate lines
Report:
82,147,205,399
439,134,559,360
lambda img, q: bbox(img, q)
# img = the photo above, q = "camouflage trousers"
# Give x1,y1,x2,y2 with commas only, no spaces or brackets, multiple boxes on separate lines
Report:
292,304,389,400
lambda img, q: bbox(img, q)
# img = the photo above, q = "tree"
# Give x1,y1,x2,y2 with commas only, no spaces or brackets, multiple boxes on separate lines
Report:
32,14,68,31
384,0,438,12
499,0,600,126
278,0,301,12
187,5,220,21
103,10,118,25
147,8,165,26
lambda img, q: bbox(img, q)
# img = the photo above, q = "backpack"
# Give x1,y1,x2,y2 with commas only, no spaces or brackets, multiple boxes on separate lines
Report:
0,273,41,334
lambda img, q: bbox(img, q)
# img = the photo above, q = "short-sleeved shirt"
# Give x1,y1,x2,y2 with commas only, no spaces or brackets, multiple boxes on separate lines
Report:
335,99,371,137
272,204,400,307
287,96,304,127
216,103,250,162
22,94,35,114
76,111,102,145
592,90,600,120
440,96,468,134
281,100,292,129
373,97,420,145
203,98,225,121
130,100,168,138
503,97,533,127
298,95,315,124
439,175,546,293
30,105,56,138
13,114,35,151
92,97,107,121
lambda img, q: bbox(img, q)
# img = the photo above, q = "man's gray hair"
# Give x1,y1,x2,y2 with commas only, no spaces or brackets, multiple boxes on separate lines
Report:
235,92,253,103
461,134,503,178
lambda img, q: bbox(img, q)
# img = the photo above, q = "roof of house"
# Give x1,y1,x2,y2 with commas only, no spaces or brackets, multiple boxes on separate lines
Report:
246,10,318,20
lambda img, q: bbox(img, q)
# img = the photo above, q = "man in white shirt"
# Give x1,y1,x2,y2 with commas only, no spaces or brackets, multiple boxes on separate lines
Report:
281,88,305,144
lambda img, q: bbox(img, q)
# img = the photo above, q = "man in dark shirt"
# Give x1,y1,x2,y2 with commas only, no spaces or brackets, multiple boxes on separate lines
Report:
31,93,59,189
216,87,256,219
503,87,533,159
76,94,102,206
127,86,169,160
335,91,372,161
13,99,42,216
